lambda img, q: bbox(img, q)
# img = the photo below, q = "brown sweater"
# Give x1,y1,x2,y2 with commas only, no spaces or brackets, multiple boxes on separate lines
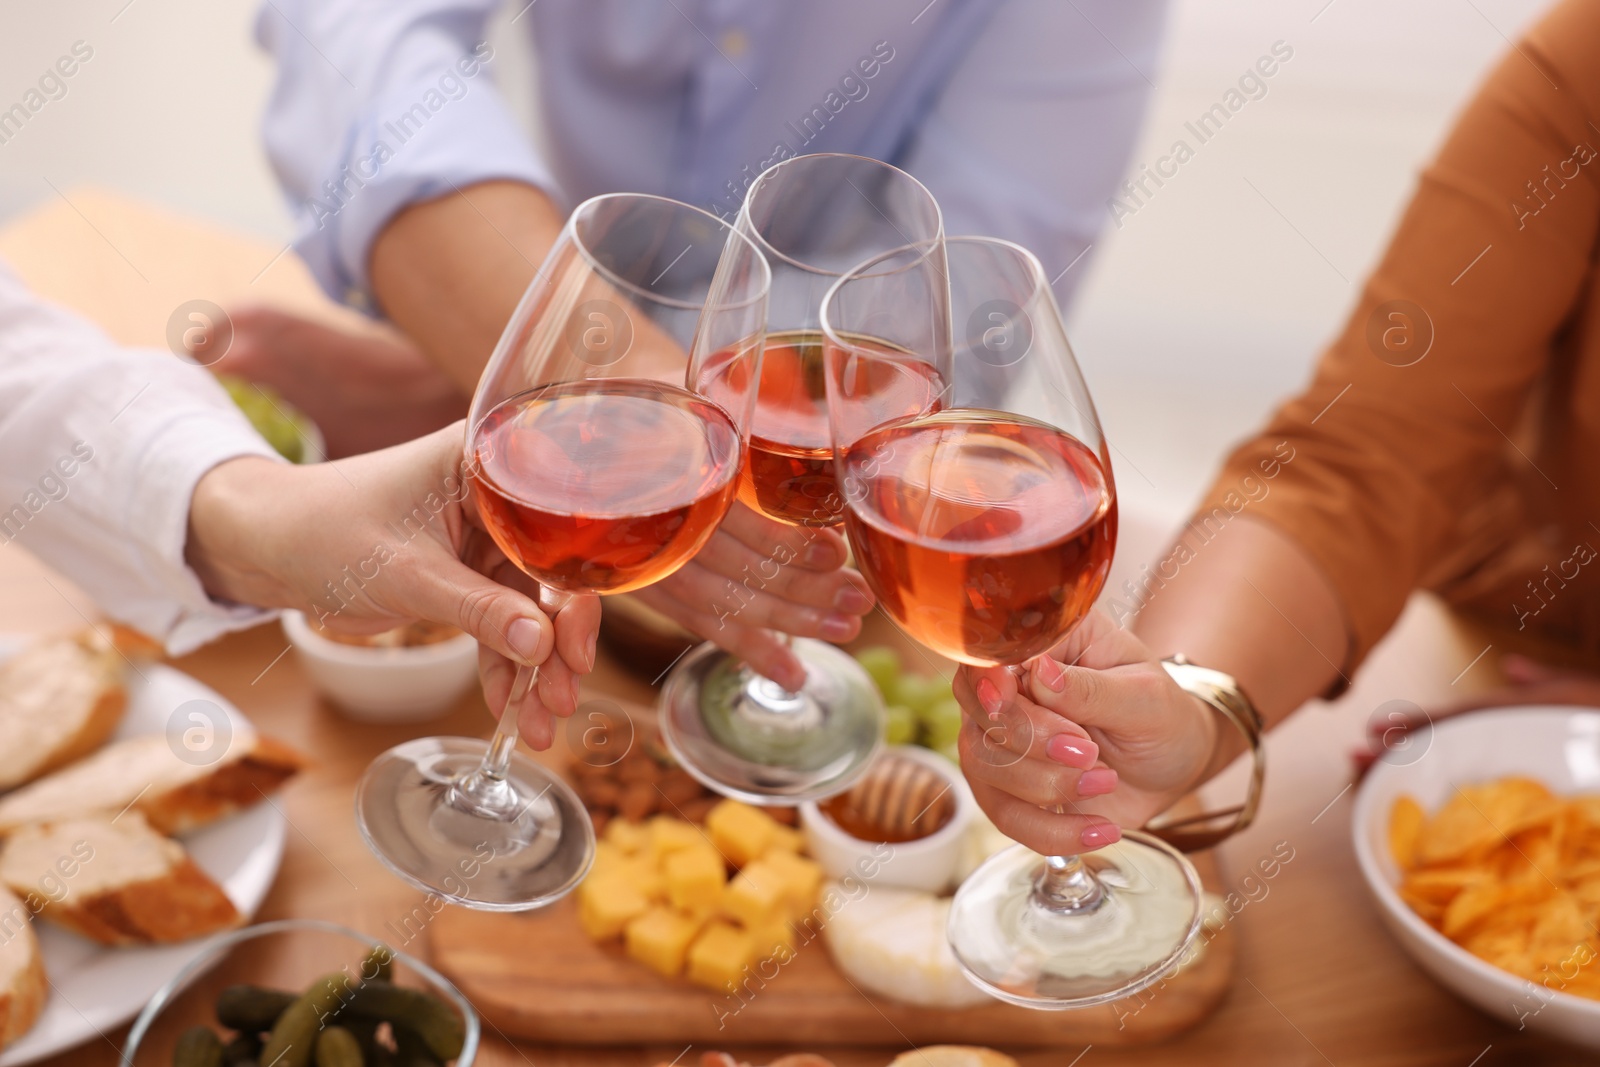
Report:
1194,0,1600,674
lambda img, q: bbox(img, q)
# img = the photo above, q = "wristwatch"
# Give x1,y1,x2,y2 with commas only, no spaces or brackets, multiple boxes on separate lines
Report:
1143,655,1266,852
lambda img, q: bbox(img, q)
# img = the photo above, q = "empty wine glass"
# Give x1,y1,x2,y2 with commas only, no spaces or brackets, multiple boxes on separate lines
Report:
356,194,769,910
822,236,1203,1007
660,153,945,804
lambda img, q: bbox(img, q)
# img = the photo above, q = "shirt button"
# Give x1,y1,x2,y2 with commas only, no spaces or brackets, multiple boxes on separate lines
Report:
719,28,748,57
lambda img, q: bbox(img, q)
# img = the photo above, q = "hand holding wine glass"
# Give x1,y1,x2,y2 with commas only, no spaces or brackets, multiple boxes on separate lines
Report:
355,193,769,911
823,235,1204,1009
952,609,1221,856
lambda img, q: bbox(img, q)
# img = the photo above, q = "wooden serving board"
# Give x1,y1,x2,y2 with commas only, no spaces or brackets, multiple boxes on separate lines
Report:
431,854,1234,1049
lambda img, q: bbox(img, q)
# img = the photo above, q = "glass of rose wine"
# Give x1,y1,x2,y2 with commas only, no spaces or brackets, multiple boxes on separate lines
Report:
355,194,770,910
659,153,946,804
821,236,1204,1007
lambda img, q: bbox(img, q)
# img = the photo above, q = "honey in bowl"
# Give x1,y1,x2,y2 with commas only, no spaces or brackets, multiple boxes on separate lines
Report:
819,751,956,844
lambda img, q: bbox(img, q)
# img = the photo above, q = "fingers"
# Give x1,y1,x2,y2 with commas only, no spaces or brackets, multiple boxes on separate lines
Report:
716,502,851,571
959,720,1116,807
414,559,554,668
966,778,1123,855
631,583,807,690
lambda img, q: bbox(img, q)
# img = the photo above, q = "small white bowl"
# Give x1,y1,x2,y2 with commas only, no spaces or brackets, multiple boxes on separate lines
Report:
1353,706,1600,1048
800,744,976,893
281,610,479,722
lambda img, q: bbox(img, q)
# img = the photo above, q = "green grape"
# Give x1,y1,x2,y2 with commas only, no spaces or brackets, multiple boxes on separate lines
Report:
883,704,917,746
922,697,963,751
853,646,902,704
896,673,948,716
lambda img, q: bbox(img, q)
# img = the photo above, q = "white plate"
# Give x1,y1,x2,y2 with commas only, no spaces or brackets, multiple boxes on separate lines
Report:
0,637,286,1065
1353,706,1600,1049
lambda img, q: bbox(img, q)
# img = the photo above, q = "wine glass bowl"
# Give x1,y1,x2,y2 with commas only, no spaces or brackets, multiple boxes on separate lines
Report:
356,194,770,911
659,154,946,805
822,235,1203,1009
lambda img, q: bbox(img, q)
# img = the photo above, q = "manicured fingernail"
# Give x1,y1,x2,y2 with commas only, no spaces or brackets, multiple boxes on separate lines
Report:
507,617,545,664
804,541,840,568
1033,656,1067,693
834,586,872,613
1046,734,1098,769
819,614,855,641
975,677,1004,718
1081,822,1122,849
1078,767,1118,797
584,631,598,672
778,663,808,691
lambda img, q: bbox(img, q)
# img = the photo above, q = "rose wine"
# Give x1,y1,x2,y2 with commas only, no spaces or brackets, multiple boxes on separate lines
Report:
739,329,943,528
470,379,742,595
841,411,1116,666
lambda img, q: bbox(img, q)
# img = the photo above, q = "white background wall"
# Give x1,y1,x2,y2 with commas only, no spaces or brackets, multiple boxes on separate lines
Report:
0,0,1553,521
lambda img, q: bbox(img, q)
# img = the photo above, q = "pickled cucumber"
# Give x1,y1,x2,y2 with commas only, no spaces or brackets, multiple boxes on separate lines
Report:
346,983,463,1060
261,973,360,1067
216,985,297,1033
315,1026,364,1067
173,1026,224,1067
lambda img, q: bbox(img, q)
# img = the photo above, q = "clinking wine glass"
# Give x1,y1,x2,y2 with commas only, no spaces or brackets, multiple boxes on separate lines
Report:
659,153,948,804
821,236,1203,1006
355,194,770,910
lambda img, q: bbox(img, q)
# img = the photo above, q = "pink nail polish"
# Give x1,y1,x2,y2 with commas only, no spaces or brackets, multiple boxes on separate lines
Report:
1034,656,1067,693
1046,734,1099,769
803,541,838,568
1081,822,1122,849
1078,767,1118,797
975,677,1004,717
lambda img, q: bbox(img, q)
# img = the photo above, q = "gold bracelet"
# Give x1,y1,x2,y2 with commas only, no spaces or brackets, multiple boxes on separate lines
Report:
1143,655,1266,852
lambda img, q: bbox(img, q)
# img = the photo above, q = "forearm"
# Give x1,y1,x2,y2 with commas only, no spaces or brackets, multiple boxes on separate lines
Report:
369,180,565,395
184,457,301,611
1132,514,1349,777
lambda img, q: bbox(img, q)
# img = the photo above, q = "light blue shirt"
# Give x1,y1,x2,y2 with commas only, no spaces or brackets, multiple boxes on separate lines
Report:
256,0,1166,313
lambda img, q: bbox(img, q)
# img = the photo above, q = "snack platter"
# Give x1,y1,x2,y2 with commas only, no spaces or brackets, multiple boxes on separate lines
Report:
0,633,296,1066
431,699,1236,1049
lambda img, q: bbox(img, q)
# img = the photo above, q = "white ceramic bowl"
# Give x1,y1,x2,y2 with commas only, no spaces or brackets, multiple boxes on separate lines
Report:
1353,706,1600,1048
282,610,479,722
800,744,977,893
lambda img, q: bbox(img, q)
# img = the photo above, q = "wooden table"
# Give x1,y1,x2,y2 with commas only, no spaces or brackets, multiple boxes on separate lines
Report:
0,191,1586,1066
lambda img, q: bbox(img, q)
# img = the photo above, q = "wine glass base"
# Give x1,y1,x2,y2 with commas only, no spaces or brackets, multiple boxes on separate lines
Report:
659,638,883,805
355,736,595,912
948,833,1204,1009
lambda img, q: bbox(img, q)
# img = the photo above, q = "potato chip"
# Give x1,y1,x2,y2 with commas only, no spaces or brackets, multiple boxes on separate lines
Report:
1389,794,1425,871
1393,777,1600,1001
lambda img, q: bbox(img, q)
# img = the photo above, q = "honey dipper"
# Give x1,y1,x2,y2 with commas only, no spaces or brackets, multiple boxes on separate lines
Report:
834,751,956,841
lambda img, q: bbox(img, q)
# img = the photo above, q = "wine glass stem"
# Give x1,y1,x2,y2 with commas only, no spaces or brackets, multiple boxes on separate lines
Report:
481,663,539,784
1035,854,1107,914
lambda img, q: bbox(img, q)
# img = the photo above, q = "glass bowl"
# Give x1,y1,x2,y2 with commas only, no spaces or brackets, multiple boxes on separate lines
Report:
120,918,480,1065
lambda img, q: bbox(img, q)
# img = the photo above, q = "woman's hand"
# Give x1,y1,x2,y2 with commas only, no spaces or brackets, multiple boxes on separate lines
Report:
185,422,600,749
629,503,876,690
954,610,1218,856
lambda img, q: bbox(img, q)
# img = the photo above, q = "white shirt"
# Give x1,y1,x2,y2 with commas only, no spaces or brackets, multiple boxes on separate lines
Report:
255,0,1166,312
0,262,279,654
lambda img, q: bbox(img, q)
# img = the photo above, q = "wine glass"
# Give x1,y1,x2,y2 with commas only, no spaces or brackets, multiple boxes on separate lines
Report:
821,236,1204,1007
356,194,770,910
659,153,947,804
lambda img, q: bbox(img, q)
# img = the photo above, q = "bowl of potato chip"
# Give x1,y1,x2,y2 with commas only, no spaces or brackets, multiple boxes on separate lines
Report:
1353,707,1600,1047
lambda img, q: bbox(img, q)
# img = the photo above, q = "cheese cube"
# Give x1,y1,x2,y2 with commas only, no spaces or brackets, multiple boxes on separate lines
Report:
760,849,822,913
665,846,726,916
577,875,650,940
648,816,706,863
624,856,668,903
590,840,628,879
723,862,785,927
687,921,755,994
706,800,777,867
766,824,804,855
625,907,703,978
605,819,650,855
745,914,795,960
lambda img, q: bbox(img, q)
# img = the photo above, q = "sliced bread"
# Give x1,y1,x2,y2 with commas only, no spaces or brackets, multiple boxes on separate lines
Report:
0,629,128,790
0,731,303,837
0,887,45,1049
0,813,240,944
